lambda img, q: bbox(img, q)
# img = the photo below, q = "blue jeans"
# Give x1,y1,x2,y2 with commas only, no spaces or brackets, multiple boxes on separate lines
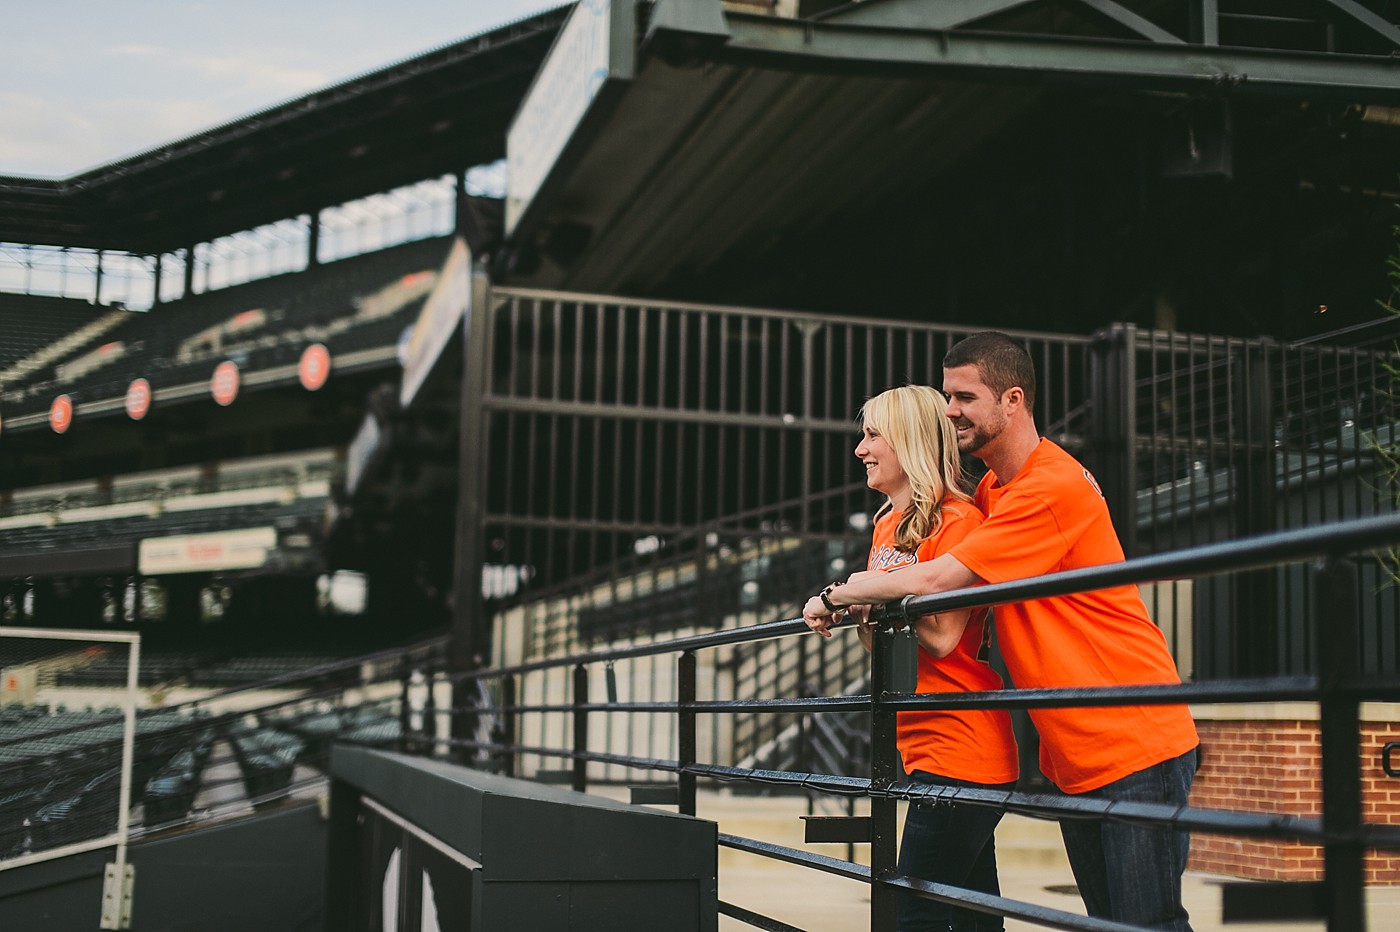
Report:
897,771,1014,932
1058,748,1198,932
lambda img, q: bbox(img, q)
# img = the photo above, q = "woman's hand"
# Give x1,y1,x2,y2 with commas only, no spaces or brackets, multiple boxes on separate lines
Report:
802,595,844,637
848,604,875,652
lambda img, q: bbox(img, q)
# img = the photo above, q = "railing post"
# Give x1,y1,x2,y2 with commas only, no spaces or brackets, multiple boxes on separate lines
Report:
398,666,412,754
450,264,494,752
1088,323,1138,556
1316,557,1365,932
573,663,590,794
678,651,697,816
1234,338,1280,676
500,674,518,778
422,669,438,752
870,627,900,932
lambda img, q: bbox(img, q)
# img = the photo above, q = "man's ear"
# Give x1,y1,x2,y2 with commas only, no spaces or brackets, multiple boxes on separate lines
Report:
1003,386,1025,412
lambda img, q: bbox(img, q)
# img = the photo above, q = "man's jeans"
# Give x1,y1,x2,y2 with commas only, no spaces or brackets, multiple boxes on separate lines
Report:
897,771,1016,932
1059,748,1198,932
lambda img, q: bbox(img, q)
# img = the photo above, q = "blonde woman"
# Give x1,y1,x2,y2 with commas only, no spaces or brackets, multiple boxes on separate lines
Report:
804,385,1018,932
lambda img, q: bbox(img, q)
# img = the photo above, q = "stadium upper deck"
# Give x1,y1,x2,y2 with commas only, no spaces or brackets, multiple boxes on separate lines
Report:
0,0,1397,635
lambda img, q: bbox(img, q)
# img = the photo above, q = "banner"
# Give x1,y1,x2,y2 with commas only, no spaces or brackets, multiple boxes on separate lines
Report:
138,526,277,575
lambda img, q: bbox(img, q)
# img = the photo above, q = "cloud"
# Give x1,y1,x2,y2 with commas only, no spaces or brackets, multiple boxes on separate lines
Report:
0,0,567,176
0,90,258,176
106,44,169,58
176,51,329,100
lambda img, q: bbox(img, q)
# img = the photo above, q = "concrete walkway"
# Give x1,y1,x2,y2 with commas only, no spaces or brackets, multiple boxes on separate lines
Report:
679,789,1400,932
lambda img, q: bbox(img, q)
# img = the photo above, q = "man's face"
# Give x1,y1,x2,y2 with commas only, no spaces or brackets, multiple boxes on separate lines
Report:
942,364,1007,456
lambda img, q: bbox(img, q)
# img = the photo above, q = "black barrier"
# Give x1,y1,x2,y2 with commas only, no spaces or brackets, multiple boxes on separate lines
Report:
422,513,1400,932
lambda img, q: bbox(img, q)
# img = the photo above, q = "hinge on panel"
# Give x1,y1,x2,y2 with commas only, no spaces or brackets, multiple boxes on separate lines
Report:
99,862,134,930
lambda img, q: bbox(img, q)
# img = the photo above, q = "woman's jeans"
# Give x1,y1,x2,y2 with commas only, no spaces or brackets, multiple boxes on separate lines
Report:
1058,748,1198,932
897,771,1015,932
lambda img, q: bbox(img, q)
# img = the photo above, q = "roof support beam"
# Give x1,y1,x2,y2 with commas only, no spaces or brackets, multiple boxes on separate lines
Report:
1074,0,1184,44
723,11,1400,104
1189,0,1219,46
814,0,1040,30
1319,0,1400,48
815,0,1400,51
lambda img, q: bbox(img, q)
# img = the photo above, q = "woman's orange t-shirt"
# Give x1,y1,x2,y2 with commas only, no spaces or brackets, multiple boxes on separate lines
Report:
869,500,1019,785
950,439,1199,794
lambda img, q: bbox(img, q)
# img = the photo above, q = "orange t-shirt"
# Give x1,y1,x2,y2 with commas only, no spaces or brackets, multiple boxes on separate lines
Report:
869,500,1019,785
950,439,1198,794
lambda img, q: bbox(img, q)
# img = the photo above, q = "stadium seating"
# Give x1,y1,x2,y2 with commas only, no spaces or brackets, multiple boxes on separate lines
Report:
0,294,123,388
0,236,450,418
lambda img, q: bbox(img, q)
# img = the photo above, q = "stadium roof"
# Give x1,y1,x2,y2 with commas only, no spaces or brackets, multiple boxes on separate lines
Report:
499,0,1400,304
0,5,569,255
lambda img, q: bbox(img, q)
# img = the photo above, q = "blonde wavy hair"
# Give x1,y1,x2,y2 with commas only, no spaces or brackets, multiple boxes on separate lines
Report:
859,384,972,554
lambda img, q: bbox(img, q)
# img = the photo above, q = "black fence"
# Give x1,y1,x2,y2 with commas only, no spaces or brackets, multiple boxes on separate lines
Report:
468,291,1395,681
429,512,1400,932
459,288,1397,781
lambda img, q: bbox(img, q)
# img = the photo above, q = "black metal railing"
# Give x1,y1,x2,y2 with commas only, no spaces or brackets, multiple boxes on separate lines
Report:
466,290,1397,742
422,512,1400,932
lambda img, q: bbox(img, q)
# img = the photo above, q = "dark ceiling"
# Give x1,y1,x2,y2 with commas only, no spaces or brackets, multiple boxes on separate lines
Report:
493,0,1400,341
0,6,569,255
3,0,1399,342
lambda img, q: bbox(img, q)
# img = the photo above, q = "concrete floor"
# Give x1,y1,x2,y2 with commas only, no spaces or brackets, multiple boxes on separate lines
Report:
682,789,1400,932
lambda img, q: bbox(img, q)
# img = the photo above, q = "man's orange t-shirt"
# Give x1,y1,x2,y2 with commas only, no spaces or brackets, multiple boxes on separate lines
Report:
949,439,1198,794
869,500,1019,785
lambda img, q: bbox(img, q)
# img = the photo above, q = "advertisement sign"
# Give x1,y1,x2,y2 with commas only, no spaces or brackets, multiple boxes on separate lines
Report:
125,378,152,420
138,526,277,575
50,395,73,434
505,0,612,232
299,343,331,391
211,360,240,406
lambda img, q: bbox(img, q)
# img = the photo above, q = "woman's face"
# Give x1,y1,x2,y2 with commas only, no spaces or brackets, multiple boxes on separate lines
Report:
855,423,909,501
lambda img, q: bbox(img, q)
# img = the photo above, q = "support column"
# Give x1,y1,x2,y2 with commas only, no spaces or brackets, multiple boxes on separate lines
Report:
1233,339,1280,676
1315,558,1363,932
453,171,466,238
450,260,493,747
307,211,321,268
1089,323,1138,555
183,246,196,299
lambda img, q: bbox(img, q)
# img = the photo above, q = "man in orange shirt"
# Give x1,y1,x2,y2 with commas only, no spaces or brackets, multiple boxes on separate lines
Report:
805,332,1199,931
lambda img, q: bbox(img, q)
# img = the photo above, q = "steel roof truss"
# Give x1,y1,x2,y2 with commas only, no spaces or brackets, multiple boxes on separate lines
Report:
725,0,1400,103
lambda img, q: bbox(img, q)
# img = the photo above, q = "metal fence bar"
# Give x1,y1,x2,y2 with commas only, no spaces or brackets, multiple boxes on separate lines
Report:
439,511,1400,932
572,663,589,793
678,650,698,816
458,514,1400,680
869,628,900,932
1317,557,1364,932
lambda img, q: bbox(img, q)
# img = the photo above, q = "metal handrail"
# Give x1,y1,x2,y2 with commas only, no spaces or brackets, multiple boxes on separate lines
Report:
452,512,1400,679
433,511,1400,932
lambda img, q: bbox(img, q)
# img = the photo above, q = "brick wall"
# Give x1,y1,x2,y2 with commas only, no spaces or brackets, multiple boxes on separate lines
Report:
1189,713,1400,884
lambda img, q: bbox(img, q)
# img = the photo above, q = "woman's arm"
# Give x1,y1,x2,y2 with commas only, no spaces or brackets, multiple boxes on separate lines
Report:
911,608,972,659
802,558,983,651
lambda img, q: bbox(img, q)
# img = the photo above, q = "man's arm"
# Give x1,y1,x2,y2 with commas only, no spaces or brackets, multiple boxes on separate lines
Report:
836,553,982,605
801,553,983,639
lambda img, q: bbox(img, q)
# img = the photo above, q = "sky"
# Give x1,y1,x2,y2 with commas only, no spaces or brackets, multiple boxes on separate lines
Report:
0,0,563,178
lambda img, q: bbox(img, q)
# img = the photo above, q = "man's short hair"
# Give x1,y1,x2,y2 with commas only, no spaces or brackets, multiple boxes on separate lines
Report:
944,331,1037,413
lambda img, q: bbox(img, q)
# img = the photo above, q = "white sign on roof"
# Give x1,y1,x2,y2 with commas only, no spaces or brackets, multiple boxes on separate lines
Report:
505,0,613,233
